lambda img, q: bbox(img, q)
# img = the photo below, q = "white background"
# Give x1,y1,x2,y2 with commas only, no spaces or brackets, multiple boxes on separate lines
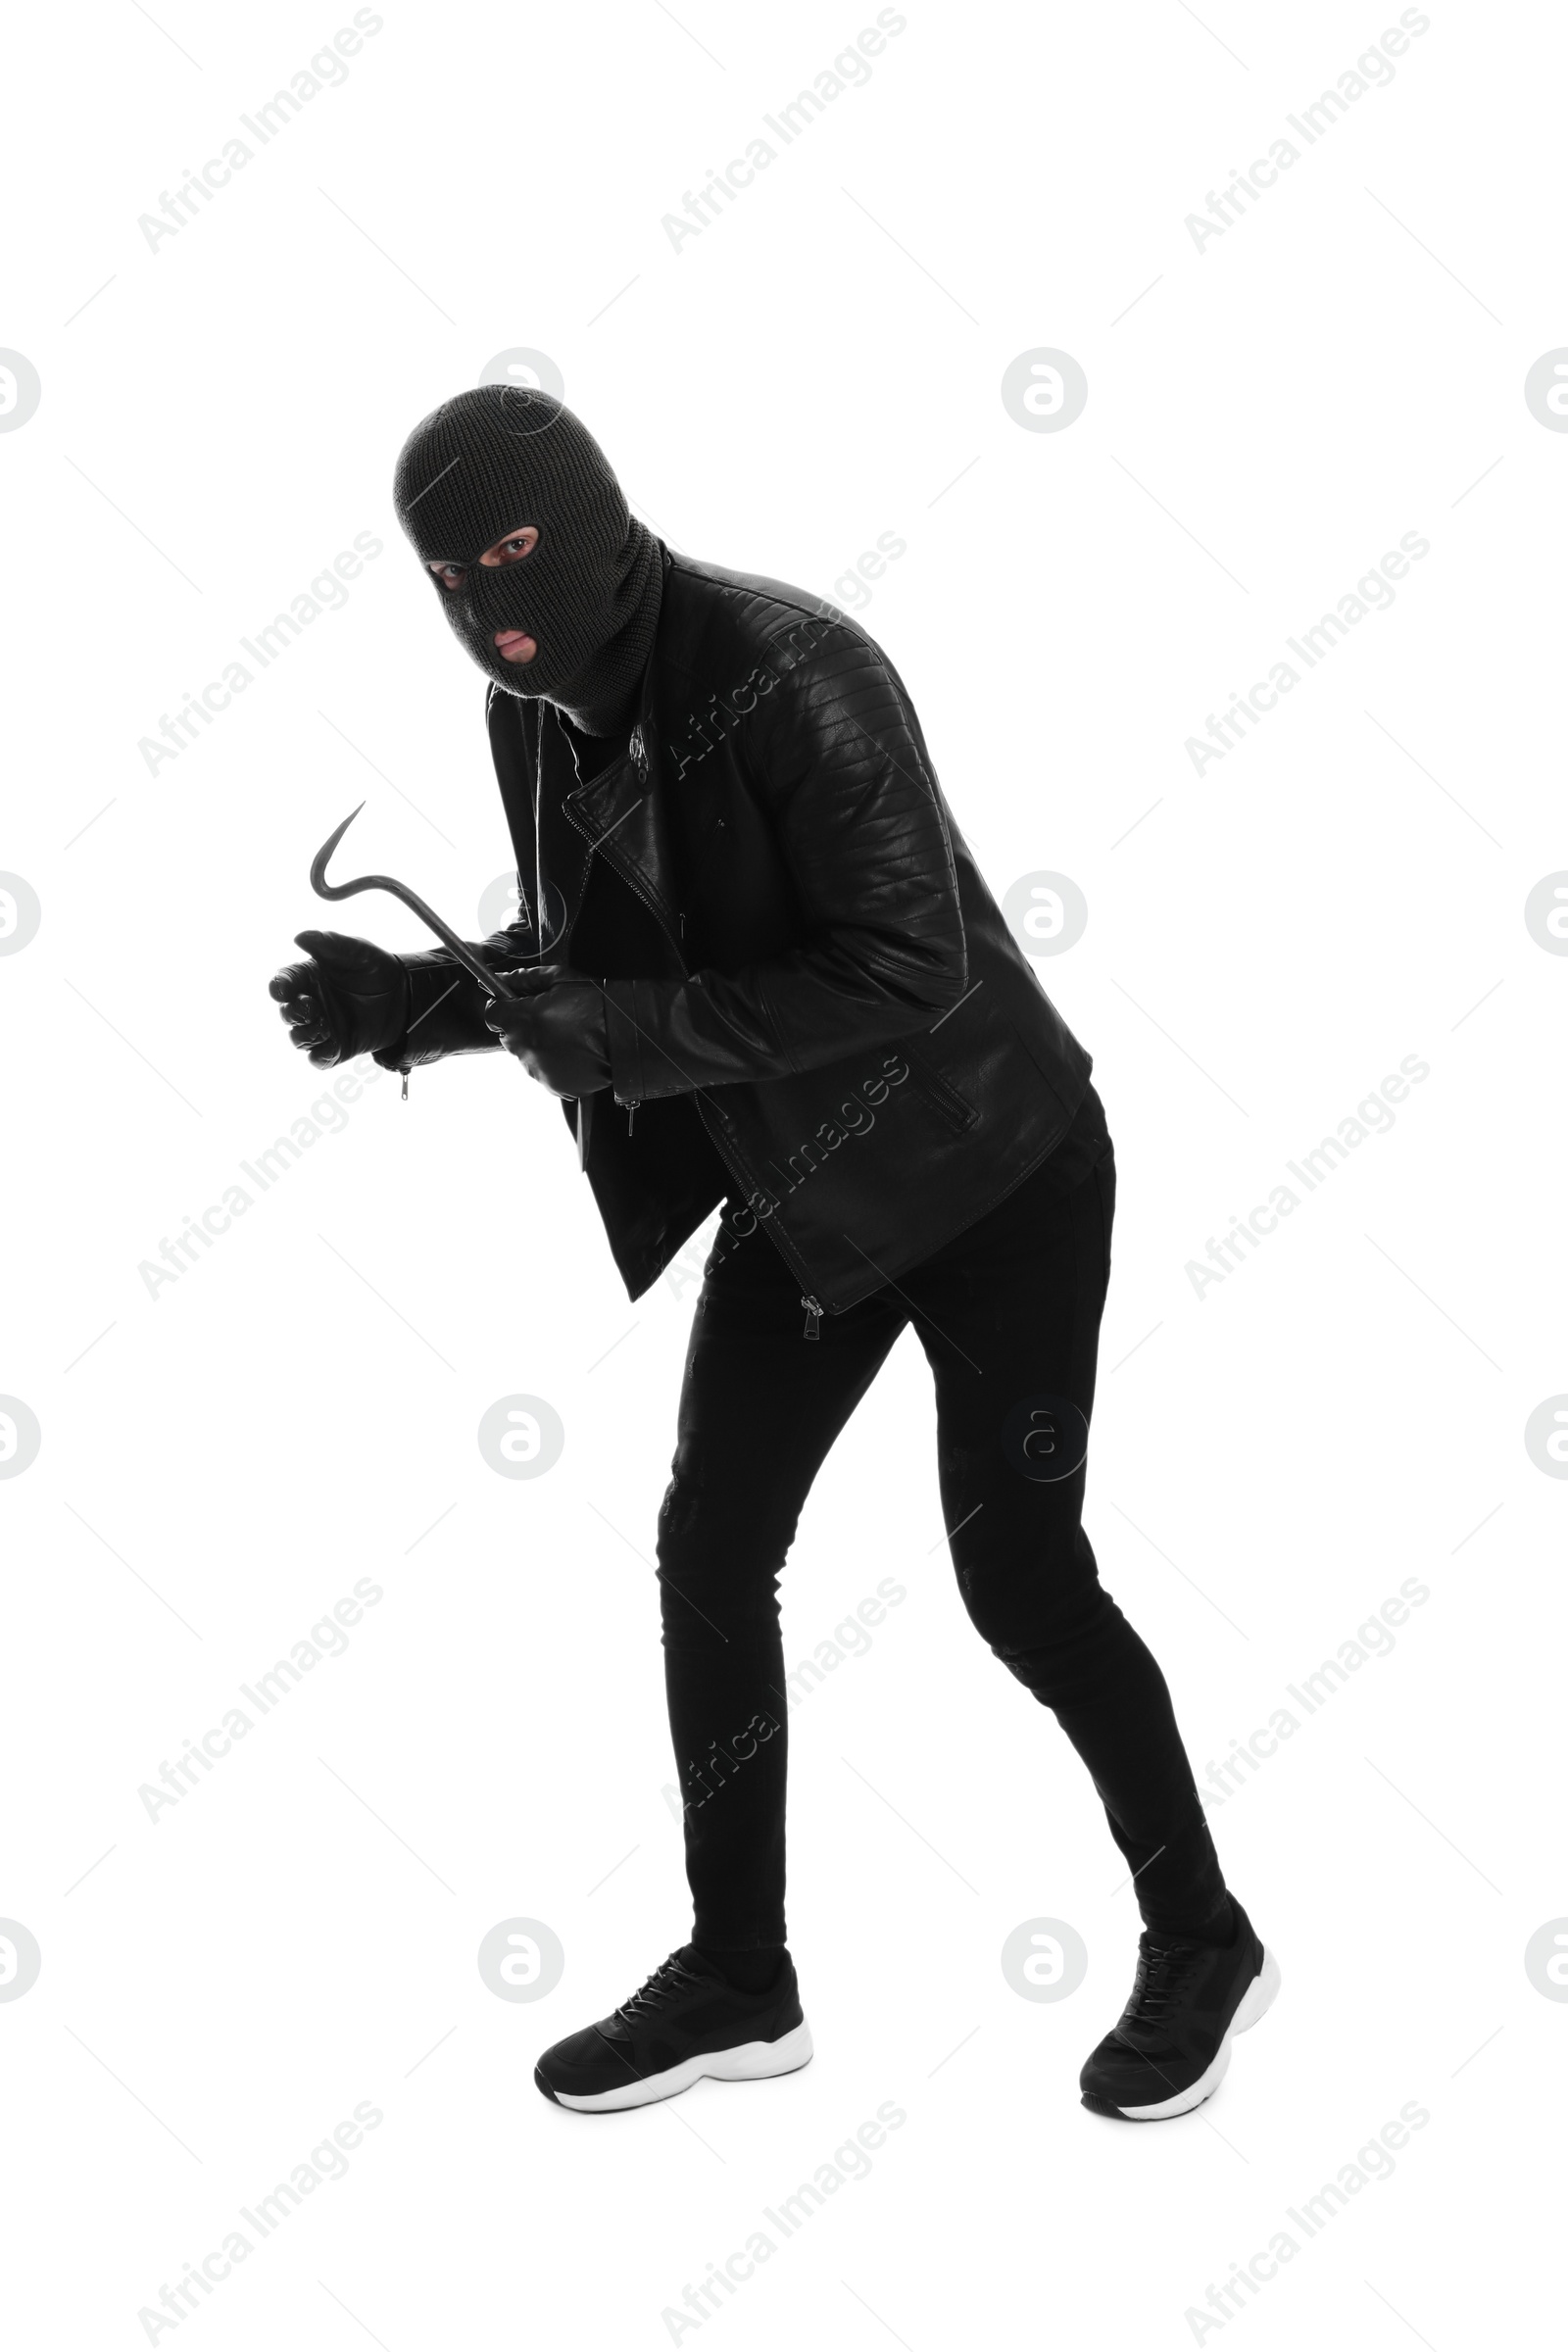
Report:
2,0,1562,2344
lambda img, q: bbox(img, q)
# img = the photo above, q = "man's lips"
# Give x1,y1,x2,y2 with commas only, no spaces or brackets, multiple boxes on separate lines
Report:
493,629,536,662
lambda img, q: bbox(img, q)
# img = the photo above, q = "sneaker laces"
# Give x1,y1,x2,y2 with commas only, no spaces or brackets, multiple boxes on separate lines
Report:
612,1951,702,2026
1124,1935,1203,2032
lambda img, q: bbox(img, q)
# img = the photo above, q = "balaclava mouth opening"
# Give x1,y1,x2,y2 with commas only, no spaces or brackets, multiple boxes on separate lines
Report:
392,385,662,734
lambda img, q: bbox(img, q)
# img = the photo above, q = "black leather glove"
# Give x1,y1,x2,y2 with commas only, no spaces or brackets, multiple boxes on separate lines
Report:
484,964,613,1097
374,943,517,1073
269,929,412,1069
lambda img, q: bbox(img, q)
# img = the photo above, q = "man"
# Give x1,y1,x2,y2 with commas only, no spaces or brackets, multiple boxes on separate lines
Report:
270,385,1279,2121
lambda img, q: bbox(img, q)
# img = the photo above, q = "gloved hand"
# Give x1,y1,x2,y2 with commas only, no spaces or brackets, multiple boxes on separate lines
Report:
269,929,412,1069
484,963,613,1097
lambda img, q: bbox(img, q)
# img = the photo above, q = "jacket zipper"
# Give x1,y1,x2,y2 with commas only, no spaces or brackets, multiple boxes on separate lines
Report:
802,1294,822,1340
564,797,676,1152
678,817,726,948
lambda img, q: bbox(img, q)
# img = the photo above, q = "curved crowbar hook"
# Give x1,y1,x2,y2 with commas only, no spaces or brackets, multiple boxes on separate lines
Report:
310,803,517,1002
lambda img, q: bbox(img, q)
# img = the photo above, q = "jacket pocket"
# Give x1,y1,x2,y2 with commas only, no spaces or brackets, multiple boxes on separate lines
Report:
901,1045,978,1134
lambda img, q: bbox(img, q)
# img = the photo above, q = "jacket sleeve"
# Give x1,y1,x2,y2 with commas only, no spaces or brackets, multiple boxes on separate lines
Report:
601,622,967,1101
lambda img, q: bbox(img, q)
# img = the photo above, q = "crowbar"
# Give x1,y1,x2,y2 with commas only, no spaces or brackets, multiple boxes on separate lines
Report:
311,802,518,1001
309,803,591,1169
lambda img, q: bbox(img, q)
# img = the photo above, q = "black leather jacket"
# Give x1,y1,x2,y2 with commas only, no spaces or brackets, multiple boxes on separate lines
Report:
384,545,1094,1313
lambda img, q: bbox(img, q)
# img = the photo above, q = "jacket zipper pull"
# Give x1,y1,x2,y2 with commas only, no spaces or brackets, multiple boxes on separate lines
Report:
401,1070,410,1102
802,1295,822,1341
626,1100,638,1135
678,910,685,940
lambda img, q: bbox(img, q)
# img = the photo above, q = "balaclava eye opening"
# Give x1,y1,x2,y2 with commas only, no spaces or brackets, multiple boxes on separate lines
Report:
392,386,662,733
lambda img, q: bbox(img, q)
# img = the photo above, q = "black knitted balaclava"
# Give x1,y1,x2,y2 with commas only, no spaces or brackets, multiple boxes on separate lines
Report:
392,386,662,734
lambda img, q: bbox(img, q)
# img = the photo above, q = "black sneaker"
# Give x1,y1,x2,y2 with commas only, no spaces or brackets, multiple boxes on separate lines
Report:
1079,1897,1280,2121
534,1945,813,2114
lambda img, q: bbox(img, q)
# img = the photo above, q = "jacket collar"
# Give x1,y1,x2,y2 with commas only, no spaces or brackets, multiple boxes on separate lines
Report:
559,544,679,934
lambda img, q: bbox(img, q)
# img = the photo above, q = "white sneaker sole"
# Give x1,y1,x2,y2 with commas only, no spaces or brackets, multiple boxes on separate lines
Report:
1114,1946,1282,2121
549,2017,815,2113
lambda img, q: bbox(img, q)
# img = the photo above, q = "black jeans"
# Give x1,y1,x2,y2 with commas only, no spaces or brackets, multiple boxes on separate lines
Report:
655,1122,1228,1950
